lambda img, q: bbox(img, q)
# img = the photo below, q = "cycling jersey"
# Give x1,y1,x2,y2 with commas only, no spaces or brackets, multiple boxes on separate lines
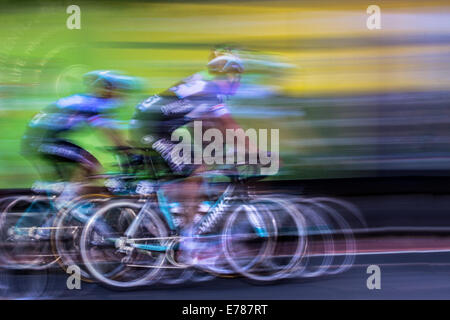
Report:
22,94,119,176
131,72,229,143
130,72,231,175
23,94,120,147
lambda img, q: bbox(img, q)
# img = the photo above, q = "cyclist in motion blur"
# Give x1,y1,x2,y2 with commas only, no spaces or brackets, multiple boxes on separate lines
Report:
130,47,258,258
22,70,138,209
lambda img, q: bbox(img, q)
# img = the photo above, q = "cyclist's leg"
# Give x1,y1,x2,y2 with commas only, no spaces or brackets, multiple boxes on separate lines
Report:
150,136,207,228
35,140,102,208
22,145,65,183
50,140,102,180
179,166,207,229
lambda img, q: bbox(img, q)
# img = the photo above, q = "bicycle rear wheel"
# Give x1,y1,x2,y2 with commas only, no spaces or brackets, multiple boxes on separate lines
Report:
0,195,58,270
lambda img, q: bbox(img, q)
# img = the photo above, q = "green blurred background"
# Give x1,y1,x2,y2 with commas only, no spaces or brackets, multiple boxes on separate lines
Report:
1,0,449,188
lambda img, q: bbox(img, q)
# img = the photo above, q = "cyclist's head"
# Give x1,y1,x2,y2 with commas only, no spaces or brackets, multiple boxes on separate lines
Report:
83,70,140,99
207,46,244,96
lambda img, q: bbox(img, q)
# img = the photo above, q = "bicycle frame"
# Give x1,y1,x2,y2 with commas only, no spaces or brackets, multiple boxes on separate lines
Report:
121,180,268,254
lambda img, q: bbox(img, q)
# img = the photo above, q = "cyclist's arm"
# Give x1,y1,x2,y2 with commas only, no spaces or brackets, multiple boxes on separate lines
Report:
213,113,279,169
213,113,259,157
99,127,129,148
196,102,259,160
87,115,130,150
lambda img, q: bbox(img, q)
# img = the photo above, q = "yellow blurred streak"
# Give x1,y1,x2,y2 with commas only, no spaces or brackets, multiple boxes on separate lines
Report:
283,45,450,94
91,1,450,95
1,0,449,95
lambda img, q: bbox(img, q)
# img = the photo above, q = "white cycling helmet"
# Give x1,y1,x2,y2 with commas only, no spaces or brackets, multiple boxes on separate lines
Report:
207,52,244,74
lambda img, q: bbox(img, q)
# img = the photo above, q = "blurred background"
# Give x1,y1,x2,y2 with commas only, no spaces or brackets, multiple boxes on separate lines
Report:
0,0,449,188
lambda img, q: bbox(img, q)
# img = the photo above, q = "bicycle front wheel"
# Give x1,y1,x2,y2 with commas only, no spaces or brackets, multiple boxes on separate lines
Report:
80,199,168,289
222,202,277,281
51,193,113,282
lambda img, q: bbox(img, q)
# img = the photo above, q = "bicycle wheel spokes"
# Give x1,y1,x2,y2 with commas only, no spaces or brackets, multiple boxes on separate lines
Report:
292,201,335,278
52,195,113,282
80,200,168,288
254,198,307,280
306,198,357,275
223,203,276,281
0,195,58,270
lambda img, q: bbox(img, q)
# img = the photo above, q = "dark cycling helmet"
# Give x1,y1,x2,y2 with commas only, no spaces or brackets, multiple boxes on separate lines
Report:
83,70,140,92
207,49,244,74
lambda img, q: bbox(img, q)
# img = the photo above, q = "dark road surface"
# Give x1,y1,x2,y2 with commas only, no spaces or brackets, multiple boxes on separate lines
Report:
2,250,450,300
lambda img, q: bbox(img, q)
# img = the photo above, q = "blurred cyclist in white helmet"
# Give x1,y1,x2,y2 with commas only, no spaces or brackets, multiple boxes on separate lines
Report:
130,46,258,262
